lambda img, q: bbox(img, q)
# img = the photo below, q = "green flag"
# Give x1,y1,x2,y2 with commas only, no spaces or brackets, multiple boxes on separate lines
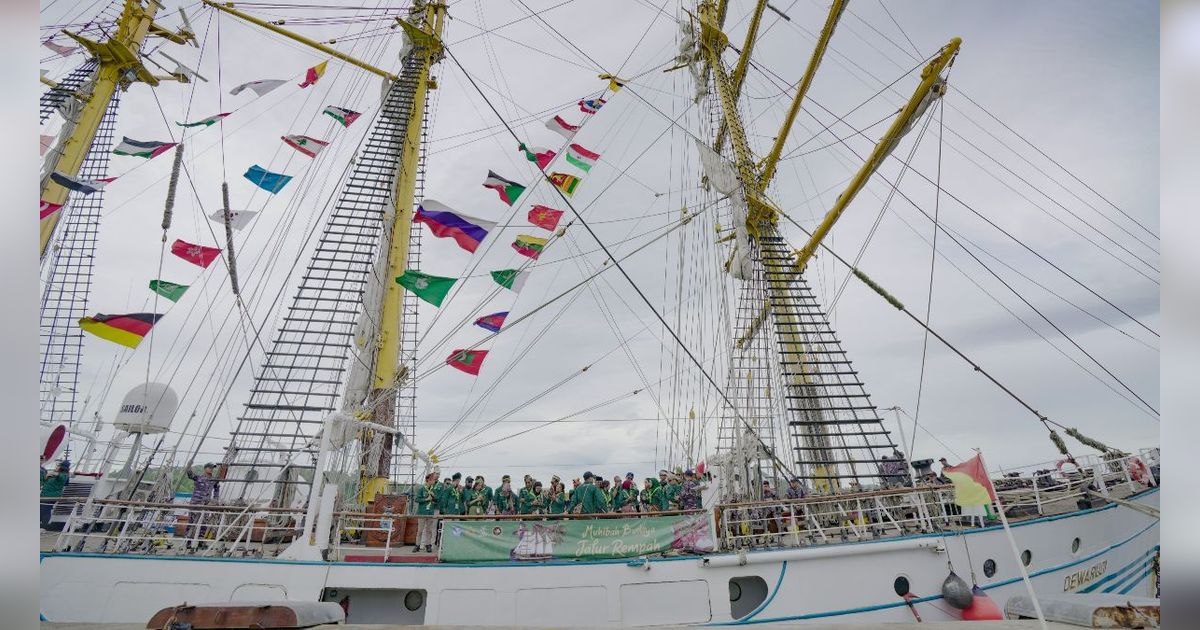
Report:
396,270,457,307
490,268,530,292
149,280,189,302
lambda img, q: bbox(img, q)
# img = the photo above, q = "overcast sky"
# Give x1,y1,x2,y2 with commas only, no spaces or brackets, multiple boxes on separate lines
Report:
39,0,1159,486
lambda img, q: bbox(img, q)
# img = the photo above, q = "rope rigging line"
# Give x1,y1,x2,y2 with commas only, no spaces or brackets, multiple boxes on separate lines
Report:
784,91,1161,416
775,207,1125,450
757,7,1160,277
797,0,1161,255
832,0,1159,245
740,52,1161,339
141,1,407,472
443,13,798,479
910,96,947,458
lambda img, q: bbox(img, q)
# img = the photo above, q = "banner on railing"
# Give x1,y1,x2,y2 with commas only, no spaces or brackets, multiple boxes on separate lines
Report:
438,514,715,562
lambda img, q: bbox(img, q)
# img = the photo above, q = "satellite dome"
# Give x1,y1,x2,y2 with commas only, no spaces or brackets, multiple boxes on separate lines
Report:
112,382,178,434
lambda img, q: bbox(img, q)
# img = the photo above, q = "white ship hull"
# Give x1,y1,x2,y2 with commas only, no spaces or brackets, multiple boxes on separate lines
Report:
40,487,1158,625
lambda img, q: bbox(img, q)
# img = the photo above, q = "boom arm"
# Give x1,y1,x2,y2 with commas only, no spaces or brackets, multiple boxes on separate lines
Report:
792,37,960,273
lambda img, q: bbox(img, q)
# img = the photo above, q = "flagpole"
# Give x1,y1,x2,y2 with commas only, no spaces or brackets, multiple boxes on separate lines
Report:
979,449,1048,630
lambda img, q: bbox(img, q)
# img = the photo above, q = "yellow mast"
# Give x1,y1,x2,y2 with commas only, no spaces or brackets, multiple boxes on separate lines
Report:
205,0,447,502
694,0,959,491
757,0,847,190
40,0,194,258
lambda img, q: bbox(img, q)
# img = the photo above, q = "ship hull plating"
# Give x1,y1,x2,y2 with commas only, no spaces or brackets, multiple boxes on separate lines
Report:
40,488,1158,624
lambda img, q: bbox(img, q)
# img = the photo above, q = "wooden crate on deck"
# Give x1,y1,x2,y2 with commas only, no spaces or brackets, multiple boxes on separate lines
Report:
364,494,408,547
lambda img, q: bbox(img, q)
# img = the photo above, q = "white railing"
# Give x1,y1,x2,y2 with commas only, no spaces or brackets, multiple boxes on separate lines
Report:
43,453,1156,559
714,452,1156,551
49,498,304,557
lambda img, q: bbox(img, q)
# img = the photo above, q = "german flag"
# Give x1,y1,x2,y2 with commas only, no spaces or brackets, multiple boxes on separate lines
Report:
78,313,163,349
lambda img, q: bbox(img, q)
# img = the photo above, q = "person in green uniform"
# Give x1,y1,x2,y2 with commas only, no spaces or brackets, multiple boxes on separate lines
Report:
466,476,490,515
613,479,637,513
413,471,440,552
518,475,536,514
477,475,494,514
567,478,581,505
569,472,607,514
440,472,465,516
40,460,69,529
529,481,547,514
642,478,659,512
664,473,683,511
494,475,516,515
623,473,639,509
547,478,567,514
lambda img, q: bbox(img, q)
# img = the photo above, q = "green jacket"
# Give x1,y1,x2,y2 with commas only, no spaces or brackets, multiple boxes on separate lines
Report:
548,489,568,514
613,487,637,511
518,486,537,514
664,482,682,510
41,471,67,498
465,485,492,515
493,487,516,514
439,484,465,515
415,483,439,515
569,482,607,514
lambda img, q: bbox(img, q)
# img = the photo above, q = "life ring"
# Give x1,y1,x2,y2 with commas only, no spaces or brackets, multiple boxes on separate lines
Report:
1129,457,1150,484
1055,459,1079,474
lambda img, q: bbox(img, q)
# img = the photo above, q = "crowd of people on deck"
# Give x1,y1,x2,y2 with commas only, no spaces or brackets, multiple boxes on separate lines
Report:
409,469,707,552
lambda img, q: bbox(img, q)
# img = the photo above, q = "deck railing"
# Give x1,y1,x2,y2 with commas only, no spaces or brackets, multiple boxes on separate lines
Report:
712,452,1156,550
45,452,1156,559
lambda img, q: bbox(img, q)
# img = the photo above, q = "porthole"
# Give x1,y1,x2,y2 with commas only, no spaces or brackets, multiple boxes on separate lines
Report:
893,576,910,597
1021,549,1032,566
729,581,742,602
1072,537,1081,554
983,559,996,578
404,590,424,611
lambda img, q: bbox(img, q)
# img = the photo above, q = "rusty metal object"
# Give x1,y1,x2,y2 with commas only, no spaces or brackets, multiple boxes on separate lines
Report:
1006,593,1159,628
146,601,343,629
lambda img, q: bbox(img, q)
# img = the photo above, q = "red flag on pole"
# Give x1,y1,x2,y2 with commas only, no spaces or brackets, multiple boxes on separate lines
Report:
170,239,221,268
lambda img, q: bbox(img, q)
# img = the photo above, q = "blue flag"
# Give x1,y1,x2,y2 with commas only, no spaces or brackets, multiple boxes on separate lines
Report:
244,164,293,193
474,311,509,333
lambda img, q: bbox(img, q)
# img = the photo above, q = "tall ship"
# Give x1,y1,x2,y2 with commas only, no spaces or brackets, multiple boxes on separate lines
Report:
38,0,1160,625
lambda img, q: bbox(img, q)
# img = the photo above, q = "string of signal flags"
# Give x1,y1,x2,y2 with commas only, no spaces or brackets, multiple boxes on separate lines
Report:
402,83,617,377
73,59,364,349
72,60,620,368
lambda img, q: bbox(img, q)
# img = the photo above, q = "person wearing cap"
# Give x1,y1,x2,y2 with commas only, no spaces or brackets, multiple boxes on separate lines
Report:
39,459,70,529
494,475,516,515
440,473,465,516
547,478,568,514
184,462,221,545
679,469,702,510
414,471,440,552
568,472,606,514
936,457,952,484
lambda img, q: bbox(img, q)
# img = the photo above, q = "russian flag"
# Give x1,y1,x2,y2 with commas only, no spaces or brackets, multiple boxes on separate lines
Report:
415,200,497,254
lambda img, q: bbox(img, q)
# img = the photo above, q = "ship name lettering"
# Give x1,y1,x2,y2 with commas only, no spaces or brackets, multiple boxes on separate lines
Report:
1063,560,1107,591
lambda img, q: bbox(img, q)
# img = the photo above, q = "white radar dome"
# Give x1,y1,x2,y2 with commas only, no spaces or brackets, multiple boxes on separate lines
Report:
113,382,178,434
